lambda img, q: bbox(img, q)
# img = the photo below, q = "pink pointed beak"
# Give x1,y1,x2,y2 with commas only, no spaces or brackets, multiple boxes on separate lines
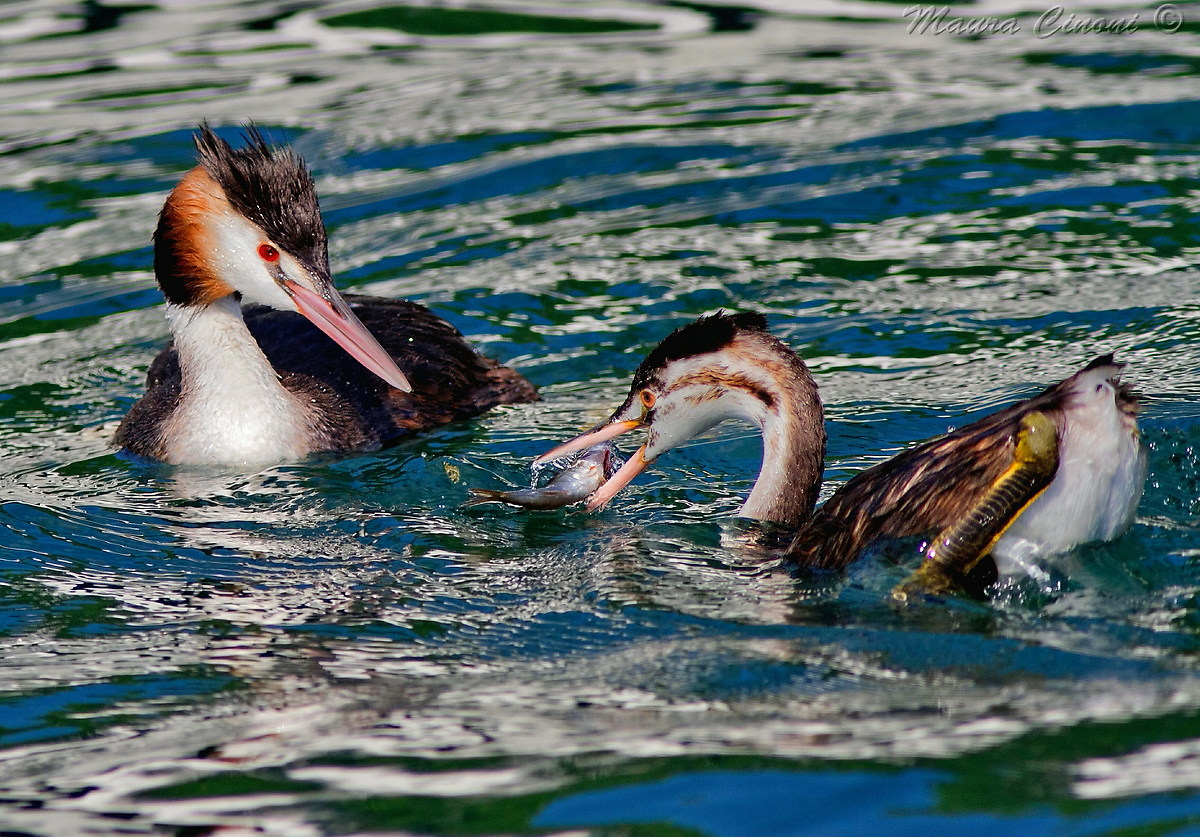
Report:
286,281,412,392
534,419,644,467
585,444,651,511
535,418,652,511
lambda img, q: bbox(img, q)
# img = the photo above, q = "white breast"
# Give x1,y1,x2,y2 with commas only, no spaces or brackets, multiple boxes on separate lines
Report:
992,367,1146,579
162,298,316,465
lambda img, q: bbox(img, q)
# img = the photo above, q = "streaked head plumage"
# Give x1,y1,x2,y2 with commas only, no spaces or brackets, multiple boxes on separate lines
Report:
630,311,770,391
193,124,329,279
636,311,766,371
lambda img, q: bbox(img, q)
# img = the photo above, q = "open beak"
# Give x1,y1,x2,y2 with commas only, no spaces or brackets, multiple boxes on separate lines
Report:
535,418,651,511
285,281,413,392
585,444,651,510
534,419,644,466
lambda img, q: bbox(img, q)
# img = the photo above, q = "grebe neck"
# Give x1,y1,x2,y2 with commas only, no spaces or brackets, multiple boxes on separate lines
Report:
162,296,315,465
737,352,825,528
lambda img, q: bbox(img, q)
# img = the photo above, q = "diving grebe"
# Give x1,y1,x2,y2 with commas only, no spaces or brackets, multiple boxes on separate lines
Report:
114,125,537,465
537,313,1145,589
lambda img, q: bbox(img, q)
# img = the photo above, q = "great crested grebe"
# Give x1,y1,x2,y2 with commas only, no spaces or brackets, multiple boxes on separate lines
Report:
537,312,1146,590
114,125,537,465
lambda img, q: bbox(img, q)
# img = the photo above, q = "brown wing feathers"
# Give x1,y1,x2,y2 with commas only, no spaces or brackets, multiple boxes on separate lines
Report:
787,376,1075,570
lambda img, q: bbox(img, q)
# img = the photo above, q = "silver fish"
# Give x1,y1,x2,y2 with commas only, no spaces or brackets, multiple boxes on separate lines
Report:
467,443,621,510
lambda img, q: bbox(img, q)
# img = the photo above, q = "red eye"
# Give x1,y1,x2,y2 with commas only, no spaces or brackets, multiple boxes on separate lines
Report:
640,389,657,409
257,243,280,263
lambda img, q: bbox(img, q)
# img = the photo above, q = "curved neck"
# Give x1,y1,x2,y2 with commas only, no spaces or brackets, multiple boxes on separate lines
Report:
737,352,825,528
162,296,315,464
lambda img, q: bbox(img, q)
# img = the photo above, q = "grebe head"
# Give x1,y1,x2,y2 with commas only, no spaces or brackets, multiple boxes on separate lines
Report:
154,124,411,392
1058,354,1139,423
980,353,1145,576
537,311,824,517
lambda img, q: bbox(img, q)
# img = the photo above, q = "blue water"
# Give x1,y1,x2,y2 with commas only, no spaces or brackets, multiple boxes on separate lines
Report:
2,1,1200,835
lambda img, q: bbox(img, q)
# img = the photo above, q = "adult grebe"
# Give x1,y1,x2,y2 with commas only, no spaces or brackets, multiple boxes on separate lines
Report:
114,125,537,465
537,313,1145,591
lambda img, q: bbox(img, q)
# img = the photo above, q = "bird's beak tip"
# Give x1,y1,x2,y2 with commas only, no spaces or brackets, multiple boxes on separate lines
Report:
285,280,413,393
535,418,643,466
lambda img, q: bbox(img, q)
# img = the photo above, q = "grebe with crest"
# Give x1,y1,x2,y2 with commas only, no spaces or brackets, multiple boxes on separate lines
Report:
115,125,537,465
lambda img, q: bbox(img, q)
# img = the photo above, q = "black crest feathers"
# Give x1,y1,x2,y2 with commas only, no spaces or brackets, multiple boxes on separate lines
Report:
193,124,330,277
634,311,768,384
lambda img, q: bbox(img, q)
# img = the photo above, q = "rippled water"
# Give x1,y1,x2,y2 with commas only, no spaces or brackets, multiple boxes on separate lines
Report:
2,1,1200,834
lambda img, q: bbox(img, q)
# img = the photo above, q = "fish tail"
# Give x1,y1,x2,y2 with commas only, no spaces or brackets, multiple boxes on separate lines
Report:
464,488,508,507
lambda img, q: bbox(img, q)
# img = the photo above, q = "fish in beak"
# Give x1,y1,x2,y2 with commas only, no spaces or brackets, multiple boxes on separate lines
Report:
535,417,650,511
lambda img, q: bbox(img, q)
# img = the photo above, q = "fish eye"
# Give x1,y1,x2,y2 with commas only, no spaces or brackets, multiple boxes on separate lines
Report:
257,243,280,263
640,389,657,410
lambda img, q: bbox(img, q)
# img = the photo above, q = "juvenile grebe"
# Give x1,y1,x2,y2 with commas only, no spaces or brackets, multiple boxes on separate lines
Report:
537,313,1145,590
114,125,537,465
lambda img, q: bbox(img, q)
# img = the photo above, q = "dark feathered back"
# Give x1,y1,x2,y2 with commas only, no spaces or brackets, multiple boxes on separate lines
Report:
194,124,330,278
632,311,768,388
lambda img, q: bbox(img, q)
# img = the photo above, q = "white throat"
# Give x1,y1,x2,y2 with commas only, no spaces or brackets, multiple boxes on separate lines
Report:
162,297,315,465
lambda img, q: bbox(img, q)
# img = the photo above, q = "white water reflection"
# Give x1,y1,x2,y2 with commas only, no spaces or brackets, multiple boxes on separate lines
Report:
1,616,1198,832
1076,737,1200,800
